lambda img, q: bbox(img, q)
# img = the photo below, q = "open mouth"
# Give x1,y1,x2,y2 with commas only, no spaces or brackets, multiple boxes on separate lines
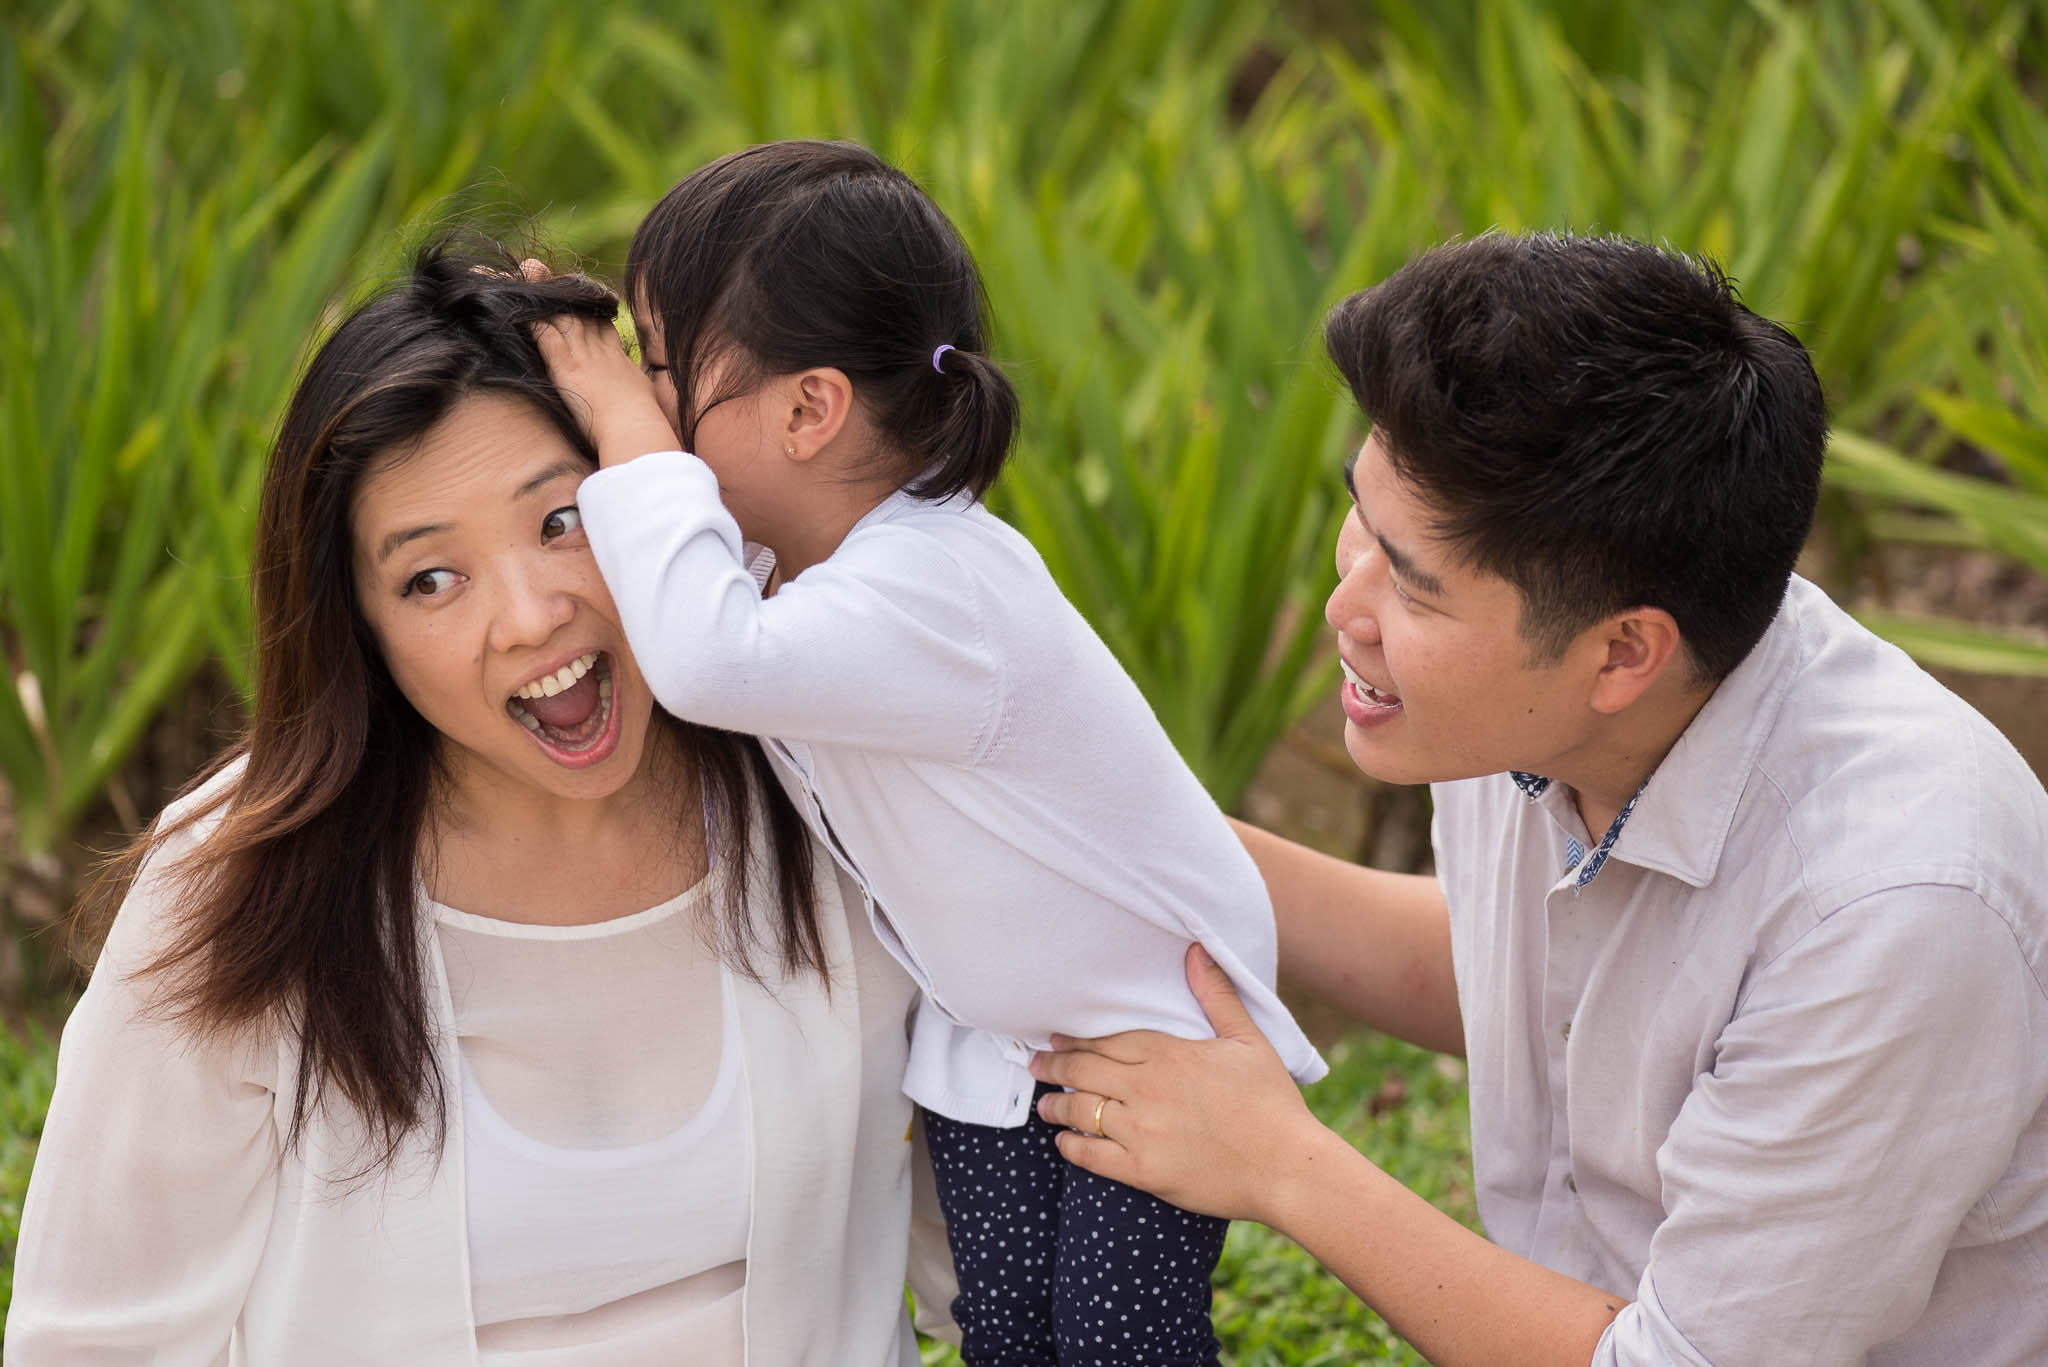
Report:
506,651,621,767
1340,659,1402,710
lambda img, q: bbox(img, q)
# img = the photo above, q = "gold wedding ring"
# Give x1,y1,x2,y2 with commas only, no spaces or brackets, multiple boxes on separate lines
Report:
1090,1095,1109,1138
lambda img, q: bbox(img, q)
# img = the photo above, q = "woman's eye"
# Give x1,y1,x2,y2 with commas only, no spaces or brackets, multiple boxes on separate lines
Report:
542,505,584,542
404,568,462,598
1391,579,1417,607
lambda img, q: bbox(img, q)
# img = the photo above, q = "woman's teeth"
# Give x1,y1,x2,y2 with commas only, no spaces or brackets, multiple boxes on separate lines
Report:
507,652,615,749
515,651,597,699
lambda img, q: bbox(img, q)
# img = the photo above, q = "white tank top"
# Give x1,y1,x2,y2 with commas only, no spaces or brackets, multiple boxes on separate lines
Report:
433,878,751,1366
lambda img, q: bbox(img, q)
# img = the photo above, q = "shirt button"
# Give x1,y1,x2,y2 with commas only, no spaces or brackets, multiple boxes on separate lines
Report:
1562,1020,1572,1042
1566,1173,1578,1194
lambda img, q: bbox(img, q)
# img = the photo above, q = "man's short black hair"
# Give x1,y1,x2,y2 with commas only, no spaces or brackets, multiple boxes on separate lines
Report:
1324,232,1829,683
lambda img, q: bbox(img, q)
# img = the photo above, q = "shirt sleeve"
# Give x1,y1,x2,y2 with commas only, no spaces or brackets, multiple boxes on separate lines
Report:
577,453,1002,763
6,842,280,1365
1593,884,2038,1367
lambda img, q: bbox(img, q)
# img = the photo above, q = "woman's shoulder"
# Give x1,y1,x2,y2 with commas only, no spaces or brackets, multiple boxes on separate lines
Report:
64,751,286,1091
93,752,250,977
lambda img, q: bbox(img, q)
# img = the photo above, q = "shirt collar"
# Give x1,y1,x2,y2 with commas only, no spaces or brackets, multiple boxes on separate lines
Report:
851,486,972,535
1507,771,1645,889
1507,576,1813,890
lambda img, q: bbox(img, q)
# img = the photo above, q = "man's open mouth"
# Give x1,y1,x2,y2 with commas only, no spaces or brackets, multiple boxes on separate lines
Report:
1340,659,1402,709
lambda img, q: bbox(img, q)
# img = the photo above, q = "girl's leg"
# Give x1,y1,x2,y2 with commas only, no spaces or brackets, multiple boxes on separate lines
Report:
1052,1165,1228,1367
922,1098,1066,1367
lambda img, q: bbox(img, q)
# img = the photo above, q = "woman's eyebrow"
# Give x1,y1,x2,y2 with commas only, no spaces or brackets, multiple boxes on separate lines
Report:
376,521,450,566
374,461,586,565
514,458,586,500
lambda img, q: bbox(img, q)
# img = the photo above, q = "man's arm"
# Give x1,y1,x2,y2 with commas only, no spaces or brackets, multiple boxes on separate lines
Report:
1034,946,1623,1367
1230,816,1464,1056
1273,1129,1625,1365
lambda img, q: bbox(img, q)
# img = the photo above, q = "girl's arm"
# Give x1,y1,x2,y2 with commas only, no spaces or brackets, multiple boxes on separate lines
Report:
532,312,1004,760
574,450,1003,760
7,844,280,1364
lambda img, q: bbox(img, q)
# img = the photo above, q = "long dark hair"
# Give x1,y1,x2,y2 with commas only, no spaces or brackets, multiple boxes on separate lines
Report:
627,139,1020,502
75,235,823,1169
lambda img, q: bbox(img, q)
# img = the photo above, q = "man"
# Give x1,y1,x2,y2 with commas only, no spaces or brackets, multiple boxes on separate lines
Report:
1033,233,2048,1365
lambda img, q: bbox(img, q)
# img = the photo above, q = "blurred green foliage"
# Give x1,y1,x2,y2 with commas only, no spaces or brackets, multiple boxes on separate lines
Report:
0,1019,56,1313
4,0,2046,874
2,2,2046,1354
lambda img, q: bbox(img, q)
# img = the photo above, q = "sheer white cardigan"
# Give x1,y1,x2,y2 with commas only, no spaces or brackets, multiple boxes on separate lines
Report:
7,768,957,1365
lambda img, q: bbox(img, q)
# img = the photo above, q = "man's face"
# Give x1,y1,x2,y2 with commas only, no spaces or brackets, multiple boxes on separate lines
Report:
1325,431,1600,785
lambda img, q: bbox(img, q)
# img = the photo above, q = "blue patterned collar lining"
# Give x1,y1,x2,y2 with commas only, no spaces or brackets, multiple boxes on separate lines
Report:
1508,771,1646,889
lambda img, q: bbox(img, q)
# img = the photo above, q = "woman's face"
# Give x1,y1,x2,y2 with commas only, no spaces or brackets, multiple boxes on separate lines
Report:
349,391,662,808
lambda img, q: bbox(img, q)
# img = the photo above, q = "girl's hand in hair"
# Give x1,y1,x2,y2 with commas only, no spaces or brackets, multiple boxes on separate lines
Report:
530,301,680,470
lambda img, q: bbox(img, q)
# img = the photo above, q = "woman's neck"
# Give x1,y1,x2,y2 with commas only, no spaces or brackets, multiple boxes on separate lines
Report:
425,732,706,925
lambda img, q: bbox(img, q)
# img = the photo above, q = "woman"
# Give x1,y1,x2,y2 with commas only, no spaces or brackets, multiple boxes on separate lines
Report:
6,238,951,1365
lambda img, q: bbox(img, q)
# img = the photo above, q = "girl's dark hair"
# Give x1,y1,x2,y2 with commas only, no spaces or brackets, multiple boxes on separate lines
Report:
75,233,822,1171
1324,232,1829,683
627,139,1019,502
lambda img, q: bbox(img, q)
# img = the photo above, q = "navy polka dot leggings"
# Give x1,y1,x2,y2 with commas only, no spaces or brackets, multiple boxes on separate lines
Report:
924,1083,1227,1366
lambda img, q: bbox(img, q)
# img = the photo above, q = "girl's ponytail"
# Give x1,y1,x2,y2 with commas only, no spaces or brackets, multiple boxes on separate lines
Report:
909,344,1020,502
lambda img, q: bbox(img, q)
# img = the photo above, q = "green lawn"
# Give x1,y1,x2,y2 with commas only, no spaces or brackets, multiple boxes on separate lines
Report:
1213,1032,1475,1365
2,1015,1470,1360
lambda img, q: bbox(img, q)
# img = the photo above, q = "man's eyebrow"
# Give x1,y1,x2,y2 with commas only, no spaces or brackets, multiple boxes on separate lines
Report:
1342,448,1448,599
1377,531,1446,599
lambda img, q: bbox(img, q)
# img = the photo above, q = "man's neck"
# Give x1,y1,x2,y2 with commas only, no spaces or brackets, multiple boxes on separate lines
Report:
1558,674,1719,838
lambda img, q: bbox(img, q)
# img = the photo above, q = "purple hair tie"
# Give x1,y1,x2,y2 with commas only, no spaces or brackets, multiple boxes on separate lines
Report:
931,343,956,374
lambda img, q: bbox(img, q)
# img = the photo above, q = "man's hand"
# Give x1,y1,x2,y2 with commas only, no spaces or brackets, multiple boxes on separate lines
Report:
1029,943,1331,1225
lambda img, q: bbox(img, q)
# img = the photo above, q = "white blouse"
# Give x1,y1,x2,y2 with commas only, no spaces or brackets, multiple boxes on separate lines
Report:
6,763,961,1366
434,884,750,1365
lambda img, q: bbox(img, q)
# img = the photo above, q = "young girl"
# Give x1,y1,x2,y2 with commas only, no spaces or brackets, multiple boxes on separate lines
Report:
537,139,1326,1366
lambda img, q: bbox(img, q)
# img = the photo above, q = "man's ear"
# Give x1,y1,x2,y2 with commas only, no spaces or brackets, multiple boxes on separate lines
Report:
1586,607,1687,715
779,367,855,461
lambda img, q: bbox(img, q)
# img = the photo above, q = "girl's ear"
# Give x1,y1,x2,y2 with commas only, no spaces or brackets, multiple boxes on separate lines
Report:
781,367,856,462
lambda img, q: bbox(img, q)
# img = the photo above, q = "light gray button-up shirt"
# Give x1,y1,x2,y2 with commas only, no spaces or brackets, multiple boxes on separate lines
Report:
1433,576,2048,1366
